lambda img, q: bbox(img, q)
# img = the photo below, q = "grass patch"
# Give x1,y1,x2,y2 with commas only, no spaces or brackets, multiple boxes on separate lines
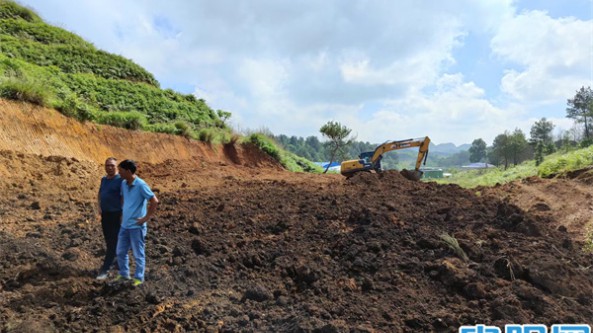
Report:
0,0,41,22
433,162,537,188
96,111,147,130
440,233,469,262
538,145,593,178
55,92,96,121
0,19,88,46
175,121,192,138
248,133,322,172
249,133,281,160
0,77,50,106
145,122,177,135
433,145,593,188
0,34,158,85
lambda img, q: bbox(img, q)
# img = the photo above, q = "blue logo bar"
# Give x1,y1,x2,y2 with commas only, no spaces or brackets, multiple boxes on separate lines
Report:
552,325,591,333
506,324,547,333
459,324,591,333
460,325,502,333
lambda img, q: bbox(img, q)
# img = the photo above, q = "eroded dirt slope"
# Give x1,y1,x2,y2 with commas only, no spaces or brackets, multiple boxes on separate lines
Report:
0,99,280,167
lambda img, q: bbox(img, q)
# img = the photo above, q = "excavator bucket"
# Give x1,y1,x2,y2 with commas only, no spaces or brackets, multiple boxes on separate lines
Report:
400,169,423,181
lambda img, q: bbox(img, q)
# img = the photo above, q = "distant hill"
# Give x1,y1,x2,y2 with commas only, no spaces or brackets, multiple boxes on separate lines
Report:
430,142,471,154
0,0,230,142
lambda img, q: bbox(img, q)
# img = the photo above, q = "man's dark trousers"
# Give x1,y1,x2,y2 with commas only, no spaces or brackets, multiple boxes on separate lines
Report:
100,211,121,273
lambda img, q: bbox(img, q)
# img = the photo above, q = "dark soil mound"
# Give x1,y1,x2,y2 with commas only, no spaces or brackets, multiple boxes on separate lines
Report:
1,154,592,332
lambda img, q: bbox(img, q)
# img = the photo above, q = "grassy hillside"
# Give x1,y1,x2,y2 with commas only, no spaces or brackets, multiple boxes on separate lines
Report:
0,0,229,142
248,133,323,173
434,145,593,188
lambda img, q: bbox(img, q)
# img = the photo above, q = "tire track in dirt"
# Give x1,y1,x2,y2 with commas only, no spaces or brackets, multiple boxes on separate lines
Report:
480,177,593,241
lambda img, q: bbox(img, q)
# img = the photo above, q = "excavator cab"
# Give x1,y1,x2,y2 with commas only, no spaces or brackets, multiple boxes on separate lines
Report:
358,151,374,166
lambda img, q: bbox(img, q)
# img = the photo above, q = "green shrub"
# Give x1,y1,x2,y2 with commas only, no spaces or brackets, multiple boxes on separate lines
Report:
56,92,96,122
0,52,224,133
75,103,95,122
0,77,50,106
217,131,235,144
62,74,216,126
247,133,323,172
294,155,323,173
0,35,158,85
580,138,593,148
435,145,593,188
538,145,593,178
198,128,216,143
249,133,281,160
145,123,177,135
96,111,147,130
229,133,241,145
434,162,536,188
0,1,41,22
175,121,193,138
0,19,88,46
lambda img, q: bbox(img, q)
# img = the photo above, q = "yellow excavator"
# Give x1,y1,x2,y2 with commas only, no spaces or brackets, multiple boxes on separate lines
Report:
340,136,431,180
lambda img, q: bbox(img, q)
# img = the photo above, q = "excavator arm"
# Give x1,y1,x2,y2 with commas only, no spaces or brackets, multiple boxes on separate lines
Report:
340,136,431,179
370,137,430,170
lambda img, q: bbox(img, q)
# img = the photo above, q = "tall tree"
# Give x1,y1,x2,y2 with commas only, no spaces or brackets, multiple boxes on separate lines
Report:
534,142,544,166
529,117,554,145
486,146,498,166
289,135,299,147
566,86,593,140
305,136,321,152
304,136,323,161
529,117,555,154
319,121,354,173
468,138,487,163
490,132,511,169
215,109,231,126
509,128,529,166
276,134,289,147
489,129,529,169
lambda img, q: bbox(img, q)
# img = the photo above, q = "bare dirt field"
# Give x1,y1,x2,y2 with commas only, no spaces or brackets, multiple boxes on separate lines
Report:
1,101,592,332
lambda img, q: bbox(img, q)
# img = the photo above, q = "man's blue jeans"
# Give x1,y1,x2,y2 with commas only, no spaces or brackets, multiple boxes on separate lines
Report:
116,226,147,281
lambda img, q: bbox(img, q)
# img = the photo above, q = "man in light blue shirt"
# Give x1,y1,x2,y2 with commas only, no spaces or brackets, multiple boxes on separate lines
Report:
115,160,159,286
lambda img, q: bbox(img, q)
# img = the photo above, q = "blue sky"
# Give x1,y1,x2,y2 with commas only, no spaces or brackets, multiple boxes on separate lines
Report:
17,0,593,145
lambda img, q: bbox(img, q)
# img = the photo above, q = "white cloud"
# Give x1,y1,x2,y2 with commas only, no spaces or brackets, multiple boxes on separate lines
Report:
353,73,511,145
492,10,592,102
16,0,592,146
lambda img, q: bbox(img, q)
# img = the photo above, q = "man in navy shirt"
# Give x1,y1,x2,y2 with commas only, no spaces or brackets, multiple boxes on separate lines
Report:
96,157,123,280
115,160,159,286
